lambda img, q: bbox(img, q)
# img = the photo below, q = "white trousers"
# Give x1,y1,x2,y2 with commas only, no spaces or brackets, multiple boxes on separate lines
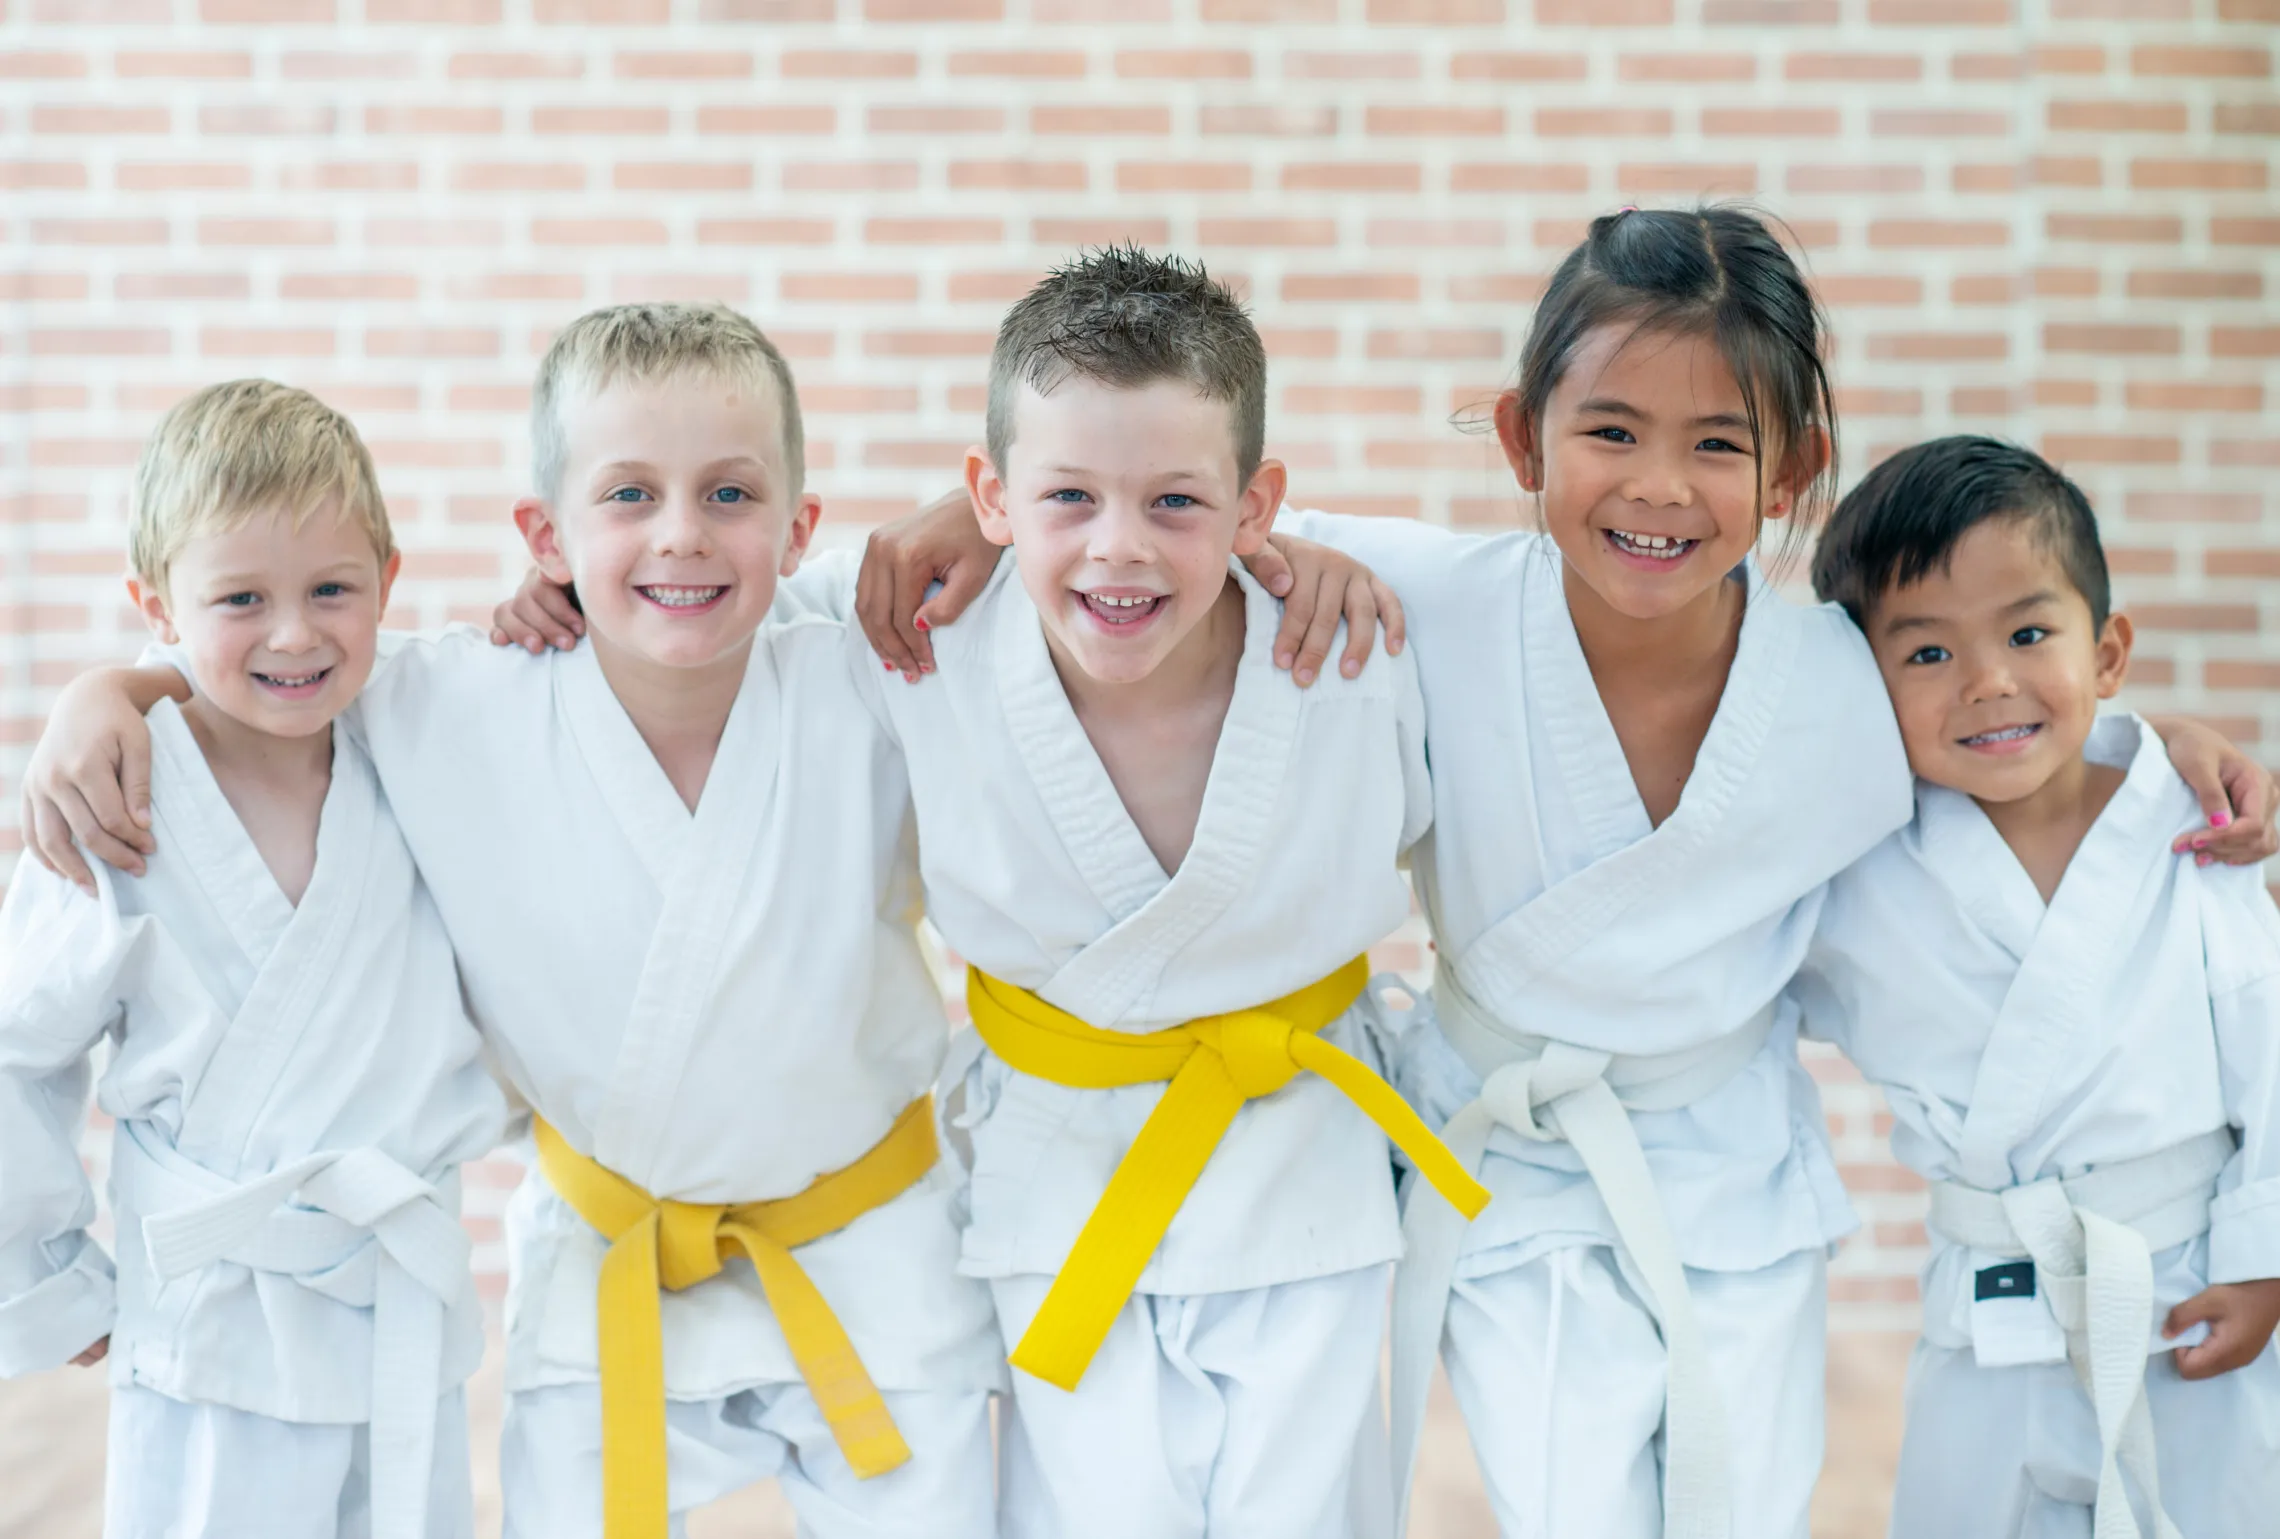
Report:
500,1380,996,1539
994,1266,1392,1539
104,1381,474,1539
1890,1337,2280,1539
1439,1244,1825,1539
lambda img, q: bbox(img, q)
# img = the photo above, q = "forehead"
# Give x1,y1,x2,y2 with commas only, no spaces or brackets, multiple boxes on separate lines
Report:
172,503,380,576
1875,517,2085,619
559,367,786,464
1552,323,1746,412
1007,374,1239,470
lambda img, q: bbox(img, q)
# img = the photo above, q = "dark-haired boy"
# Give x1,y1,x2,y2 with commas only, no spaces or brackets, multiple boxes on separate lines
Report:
1800,436,2280,1538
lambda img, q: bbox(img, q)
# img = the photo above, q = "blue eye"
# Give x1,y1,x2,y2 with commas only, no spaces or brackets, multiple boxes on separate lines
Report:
1047,489,1090,505
313,582,346,599
2010,625,2049,647
606,487,648,504
1906,645,1950,666
221,592,258,608
713,486,747,505
1159,494,1197,510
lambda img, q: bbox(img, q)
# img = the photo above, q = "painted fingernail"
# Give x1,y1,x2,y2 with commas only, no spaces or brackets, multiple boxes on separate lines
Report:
913,615,931,632
2211,810,2233,828
2199,852,2214,866
883,660,895,671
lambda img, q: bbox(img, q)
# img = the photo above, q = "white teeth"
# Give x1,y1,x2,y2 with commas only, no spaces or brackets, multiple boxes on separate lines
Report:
640,585,724,608
1610,530,1693,560
1965,724,2038,745
256,670,326,687
1084,593,1156,608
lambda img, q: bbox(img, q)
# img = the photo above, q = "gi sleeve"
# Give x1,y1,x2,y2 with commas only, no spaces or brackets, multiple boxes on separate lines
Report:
2202,868,2280,1285
771,547,860,623
0,855,130,1375
1272,507,1482,609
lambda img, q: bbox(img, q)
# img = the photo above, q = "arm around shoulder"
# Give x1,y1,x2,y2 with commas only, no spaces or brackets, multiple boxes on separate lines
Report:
2203,872,2280,1286
20,664,191,890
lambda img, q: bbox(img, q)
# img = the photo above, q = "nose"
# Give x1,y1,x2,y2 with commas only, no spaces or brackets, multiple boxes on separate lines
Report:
1083,499,1154,567
1961,649,2020,704
267,600,321,653
649,492,714,558
1618,445,1696,510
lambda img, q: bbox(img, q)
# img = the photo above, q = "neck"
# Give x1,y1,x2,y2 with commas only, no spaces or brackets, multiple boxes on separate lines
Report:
1050,574,1246,727
589,629,752,811
180,692,334,788
1561,558,1745,687
1975,749,2107,853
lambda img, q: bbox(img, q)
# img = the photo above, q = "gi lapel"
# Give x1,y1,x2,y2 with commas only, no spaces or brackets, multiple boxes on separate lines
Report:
161,702,381,1171
558,641,783,1184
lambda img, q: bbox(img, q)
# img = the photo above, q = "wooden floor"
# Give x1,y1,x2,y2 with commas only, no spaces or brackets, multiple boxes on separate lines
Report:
0,1329,1914,1538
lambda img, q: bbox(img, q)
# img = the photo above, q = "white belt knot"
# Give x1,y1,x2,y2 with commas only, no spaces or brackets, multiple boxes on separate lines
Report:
115,1125,470,1539
1388,973,1777,1539
1928,1129,2232,1539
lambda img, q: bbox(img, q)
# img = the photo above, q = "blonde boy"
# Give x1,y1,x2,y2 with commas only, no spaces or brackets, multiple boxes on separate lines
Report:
0,380,507,1539
22,311,1004,1538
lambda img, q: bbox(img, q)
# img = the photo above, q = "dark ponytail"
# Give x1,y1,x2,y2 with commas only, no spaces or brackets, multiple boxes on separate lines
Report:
1514,205,1838,543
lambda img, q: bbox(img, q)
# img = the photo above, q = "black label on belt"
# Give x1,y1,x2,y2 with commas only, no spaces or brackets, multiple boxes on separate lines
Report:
1975,1260,2037,1302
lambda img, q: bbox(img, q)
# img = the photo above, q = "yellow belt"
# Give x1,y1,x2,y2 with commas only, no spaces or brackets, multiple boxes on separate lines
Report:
965,957,1491,1391
532,1099,937,1539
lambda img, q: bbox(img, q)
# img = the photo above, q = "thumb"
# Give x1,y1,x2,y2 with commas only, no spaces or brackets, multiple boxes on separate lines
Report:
123,738,153,828
1249,540,1295,597
2165,1290,2221,1338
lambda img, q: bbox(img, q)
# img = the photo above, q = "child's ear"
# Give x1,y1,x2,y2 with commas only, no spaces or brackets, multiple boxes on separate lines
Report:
1231,459,1288,558
126,575,177,645
375,550,403,615
778,491,823,577
2094,611,2134,699
967,448,1016,549
1492,390,1544,494
1765,424,1832,522
513,497,575,584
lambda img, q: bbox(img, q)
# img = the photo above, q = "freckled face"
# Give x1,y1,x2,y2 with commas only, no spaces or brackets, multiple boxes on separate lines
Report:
524,374,819,672
139,505,396,740
973,377,1280,687
1865,518,2132,803
1499,325,1798,621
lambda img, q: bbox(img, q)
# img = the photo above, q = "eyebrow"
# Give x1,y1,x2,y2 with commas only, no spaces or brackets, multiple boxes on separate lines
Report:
1574,398,1753,433
1878,589,2063,636
588,456,772,483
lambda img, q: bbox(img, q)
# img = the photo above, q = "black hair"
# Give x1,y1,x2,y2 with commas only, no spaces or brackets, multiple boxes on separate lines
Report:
987,245,1266,481
1811,435,2110,630
1513,204,1838,541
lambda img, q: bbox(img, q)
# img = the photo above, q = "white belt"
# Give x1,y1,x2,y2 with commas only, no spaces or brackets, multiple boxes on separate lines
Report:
1390,974,1776,1539
113,1123,472,1539
1926,1128,2235,1539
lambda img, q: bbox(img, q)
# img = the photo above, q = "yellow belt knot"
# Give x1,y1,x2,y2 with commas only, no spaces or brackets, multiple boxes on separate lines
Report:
965,958,1491,1392
533,1099,939,1539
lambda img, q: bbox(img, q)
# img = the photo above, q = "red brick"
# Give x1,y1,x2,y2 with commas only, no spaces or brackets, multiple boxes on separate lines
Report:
1034,106,1172,135
1283,273,1422,302
1704,107,1841,136
865,332,996,358
2128,269,2262,300
614,50,754,79
1868,219,2011,248
2216,103,2280,135
614,162,755,192
532,219,671,247
697,219,836,246
448,51,585,78
33,105,169,134
1290,51,1425,78
950,161,1088,191
1201,106,1338,137
1536,0,1669,17
780,50,918,79
2131,159,2268,191
2132,46,2269,77
1618,163,1761,194
452,162,587,192
866,106,1001,134
1621,52,1756,80
199,328,338,357
783,162,920,193
1450,52,1588,80
1866,332,2010,361
1286,386,1425,415
700,106,837,135
368,105,503,135
1116,50,1252,78
1034,217,1173,247
2046,213,2182,243
200,218,334,247
280,273,422,301
1198,219,1338,247
368,0,503,17
2213,328,2280,358
865,217,1002,244
201,0,331,17
115,50,252,77
2214,219,2280,245
1787,165,1924,194
367,329,502,359
2041,436,2183,467
1367,105,1503,135
1119,162,1253,193
1370,0,1502,17
0,51,88,77
1451,163,1593,193
1538,107,1672,136
2048,99,2189,132
1784,51,1922,79
1203,0,1334,16
947,50,1087,77
30,329,173,358
533,106,670,136
1873,109,2012,135
1,161,89,188
865,0,1002,15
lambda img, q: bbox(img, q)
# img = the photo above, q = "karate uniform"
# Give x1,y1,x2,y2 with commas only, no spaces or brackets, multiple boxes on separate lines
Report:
1283,513,1914,1539
832,556,1434,1539
0,699,506,1539
339,616,1003,1539
1797,714,2280,1539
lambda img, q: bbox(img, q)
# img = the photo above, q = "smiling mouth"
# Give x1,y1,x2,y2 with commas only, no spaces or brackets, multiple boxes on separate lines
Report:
637,584,726,610
1606,529,1698,562
252,666,332,692
1960,724,2042,749
1077,592,1167,626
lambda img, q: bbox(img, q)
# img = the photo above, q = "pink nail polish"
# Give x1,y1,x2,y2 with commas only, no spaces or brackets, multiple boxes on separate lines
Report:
913,615,930,632
2211,810,2233,828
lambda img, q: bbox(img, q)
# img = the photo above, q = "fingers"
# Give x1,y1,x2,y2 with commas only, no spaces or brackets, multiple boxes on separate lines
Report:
533,579,584,644
1336,575,1383,680
1271,565,1319,673
856,532,923,679
1290,571,1346,688
27,792,99,894
1249,538,1297,599
20,790,70,885
1373,575,1407,656
56,782,148,878
120,737,153,834
2173,1322,2248,1380
2165,1290,2219,1338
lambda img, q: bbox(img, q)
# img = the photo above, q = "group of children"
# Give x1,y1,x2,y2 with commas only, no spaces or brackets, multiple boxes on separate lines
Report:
1,204,2276,1539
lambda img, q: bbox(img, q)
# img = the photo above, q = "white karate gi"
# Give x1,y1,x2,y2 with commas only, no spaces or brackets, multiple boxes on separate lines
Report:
828,556,1434,1539
1797,714,2280,1539
1283,513,1914,1539
337,617,1003,1539
0,700,506,1539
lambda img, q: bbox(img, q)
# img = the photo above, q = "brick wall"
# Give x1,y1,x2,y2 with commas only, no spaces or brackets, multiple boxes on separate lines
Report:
9,3,2275,1330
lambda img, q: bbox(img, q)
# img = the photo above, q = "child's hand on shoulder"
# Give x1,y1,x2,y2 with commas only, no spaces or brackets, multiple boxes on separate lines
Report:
2155,716,2280,867
1248,532,1406,687
2164,1278,2280,1379
491,568,585,654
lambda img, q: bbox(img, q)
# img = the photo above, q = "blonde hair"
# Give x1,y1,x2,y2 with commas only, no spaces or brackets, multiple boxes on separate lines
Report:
530,302,805,500
131,379,393,592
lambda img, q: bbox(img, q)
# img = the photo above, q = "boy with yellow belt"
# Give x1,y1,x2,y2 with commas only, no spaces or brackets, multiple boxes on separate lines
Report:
852,249,1485,1538
22,307,1004,1538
